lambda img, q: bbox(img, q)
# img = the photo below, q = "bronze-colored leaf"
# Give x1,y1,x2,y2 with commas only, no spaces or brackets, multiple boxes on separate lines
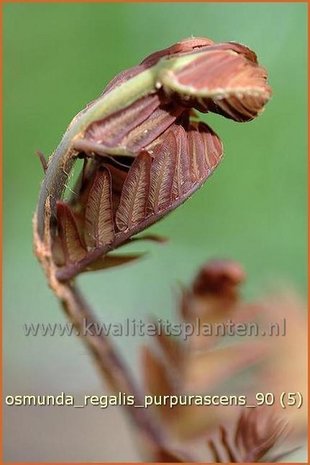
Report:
85,94,160,149
187,121,223,181
188,123,208,181
106,161,129,215
83,252,146,273
198,121,224,170
148,131,176,214
130,233,168,244
116,152,151,231
69,158,101,211
160,48,271,121
84,168,115,249
171,125,191,200
78,99,185,157
56,202,87,263
120,102,184,154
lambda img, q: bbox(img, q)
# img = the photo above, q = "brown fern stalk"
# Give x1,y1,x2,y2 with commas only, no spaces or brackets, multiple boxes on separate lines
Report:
33,37,271,459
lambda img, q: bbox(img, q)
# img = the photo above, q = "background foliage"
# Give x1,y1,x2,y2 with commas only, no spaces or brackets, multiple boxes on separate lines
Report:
4,2,307,461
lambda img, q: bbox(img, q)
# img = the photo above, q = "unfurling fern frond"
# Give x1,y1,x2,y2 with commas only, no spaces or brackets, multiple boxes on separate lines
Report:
53,118,223,281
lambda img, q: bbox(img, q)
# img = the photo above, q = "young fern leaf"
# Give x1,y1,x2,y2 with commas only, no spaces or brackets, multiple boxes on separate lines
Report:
120,102,184,154
85,168,115,249
188,123,208,181
148,131,176,214
116,152,151,231
200,122,224,169
160,48,271,121
188,121,224,181
79,100,184,157
85,94,161,149
56,202,87,263
83,253,146,273
171,125,191,200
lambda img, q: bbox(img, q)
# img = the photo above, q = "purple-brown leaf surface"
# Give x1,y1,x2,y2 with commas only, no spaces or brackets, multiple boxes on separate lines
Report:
148,131,176,214
160,47,271,121
85,94,161,149
116,152,151,231
56,202,87,263
85,168,115,249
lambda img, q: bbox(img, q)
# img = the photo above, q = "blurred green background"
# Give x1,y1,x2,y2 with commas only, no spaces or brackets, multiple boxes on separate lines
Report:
4,2,307,462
